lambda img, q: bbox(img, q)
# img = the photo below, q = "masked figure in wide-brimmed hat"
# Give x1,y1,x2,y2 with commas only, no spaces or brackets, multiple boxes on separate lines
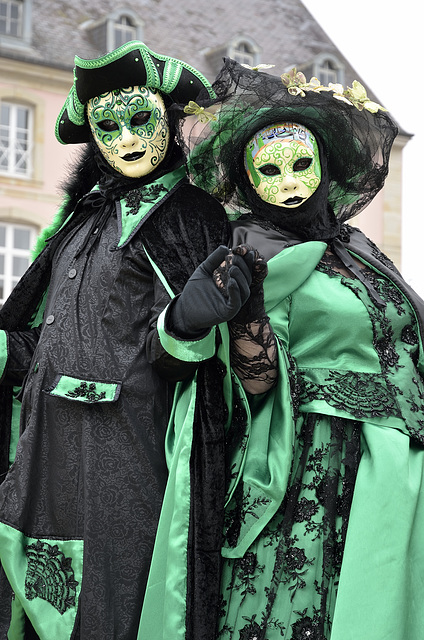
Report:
0,43,262,640
177,59,424,639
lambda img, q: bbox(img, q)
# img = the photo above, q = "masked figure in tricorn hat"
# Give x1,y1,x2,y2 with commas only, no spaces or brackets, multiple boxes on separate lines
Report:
174,58,424,639
0,43,263,640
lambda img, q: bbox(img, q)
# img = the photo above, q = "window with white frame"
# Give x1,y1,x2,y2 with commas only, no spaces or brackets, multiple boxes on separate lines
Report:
113,14,136,48
0,0,23,37
84,9,143,53
232,40,257,67
0,101,33,178
0,223,36,304
318,59,340,86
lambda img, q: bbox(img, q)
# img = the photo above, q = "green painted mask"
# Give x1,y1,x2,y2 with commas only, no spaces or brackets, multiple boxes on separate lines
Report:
87,85,170,178
245,122,321,208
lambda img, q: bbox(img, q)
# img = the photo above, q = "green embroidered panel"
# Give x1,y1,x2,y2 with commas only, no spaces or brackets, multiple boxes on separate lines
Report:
47,375,121,403
0,522,83,639
117,165,187,248
25,540,79,614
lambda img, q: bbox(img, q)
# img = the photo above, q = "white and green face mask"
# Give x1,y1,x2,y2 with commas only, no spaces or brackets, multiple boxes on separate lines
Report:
87,86,170,178
245,122,321,208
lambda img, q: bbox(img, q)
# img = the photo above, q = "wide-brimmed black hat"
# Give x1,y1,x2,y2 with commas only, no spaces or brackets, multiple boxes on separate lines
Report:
55,40,215,145
185,59,398,223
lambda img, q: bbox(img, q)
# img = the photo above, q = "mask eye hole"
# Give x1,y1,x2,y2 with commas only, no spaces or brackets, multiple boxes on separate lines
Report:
258,164,280,177
293,157,313,172
97,119,119,132
131,111,151,127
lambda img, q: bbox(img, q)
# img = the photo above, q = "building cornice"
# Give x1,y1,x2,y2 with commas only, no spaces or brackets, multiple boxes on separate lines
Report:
0,56,72,92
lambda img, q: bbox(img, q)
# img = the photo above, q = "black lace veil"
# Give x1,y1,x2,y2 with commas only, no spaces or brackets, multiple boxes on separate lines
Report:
181,59,398,240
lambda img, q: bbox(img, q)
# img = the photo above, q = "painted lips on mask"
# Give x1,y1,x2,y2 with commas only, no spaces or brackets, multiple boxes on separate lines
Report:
121,151,147,162
282,196,305,206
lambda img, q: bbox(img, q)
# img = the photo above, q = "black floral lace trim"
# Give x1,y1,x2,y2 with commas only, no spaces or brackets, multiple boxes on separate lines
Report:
363,269,406,316
338,225,353,243
401,324,419,346
366,237,398,274
374,332,400,370
228,613,286,640
299,370,401,419
66,382,106,402
317,249,424,444
25,540,78,614
404,378,424,412
402,378,424,446
287,350,302,420
222,483,244,550
317,249,405,318
219,416,361,639
316,251,352,278
232,551,265,604
290,607,326,640
338,273,403,373
223,482,272,551
123,184,167,215
281,535,315,597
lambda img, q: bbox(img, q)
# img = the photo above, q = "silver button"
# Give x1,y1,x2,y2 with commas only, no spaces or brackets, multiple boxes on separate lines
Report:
45,315,55,325
68,268,77,279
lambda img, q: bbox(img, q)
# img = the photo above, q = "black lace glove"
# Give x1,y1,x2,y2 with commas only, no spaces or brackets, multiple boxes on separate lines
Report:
230,244,268,323
169,245,253,338
223,245,278,394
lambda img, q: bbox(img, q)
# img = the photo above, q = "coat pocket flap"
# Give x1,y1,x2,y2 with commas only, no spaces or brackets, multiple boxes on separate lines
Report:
45,375,121,403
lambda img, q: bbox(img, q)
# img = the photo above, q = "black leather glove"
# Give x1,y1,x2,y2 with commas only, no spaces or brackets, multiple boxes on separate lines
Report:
169,245,253,337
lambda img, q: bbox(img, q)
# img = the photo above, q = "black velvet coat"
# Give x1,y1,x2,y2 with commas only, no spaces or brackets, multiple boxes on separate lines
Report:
0,178,230,640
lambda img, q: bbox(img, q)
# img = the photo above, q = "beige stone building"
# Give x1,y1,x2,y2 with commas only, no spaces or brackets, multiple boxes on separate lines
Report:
0,0,410,304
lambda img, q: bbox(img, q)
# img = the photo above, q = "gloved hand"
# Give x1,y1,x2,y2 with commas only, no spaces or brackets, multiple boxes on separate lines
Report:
169,245,253,337
229,244,268,324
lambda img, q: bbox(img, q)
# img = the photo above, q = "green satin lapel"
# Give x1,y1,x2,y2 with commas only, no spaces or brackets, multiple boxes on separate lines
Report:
264,241,326,310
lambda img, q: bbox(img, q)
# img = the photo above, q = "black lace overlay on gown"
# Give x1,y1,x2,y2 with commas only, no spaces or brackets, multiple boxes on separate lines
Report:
219,415,361,640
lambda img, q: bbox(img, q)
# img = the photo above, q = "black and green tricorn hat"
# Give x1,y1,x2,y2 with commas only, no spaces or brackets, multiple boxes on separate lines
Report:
55,40,216,145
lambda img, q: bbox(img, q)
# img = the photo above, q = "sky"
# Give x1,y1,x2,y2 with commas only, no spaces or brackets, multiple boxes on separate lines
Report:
301,0,423,296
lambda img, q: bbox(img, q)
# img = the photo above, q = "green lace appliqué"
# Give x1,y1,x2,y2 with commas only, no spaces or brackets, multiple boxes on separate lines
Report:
47,375,121,403
66,381,107,402
299,370,401,419
25,540,79,614
124,184,168,216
